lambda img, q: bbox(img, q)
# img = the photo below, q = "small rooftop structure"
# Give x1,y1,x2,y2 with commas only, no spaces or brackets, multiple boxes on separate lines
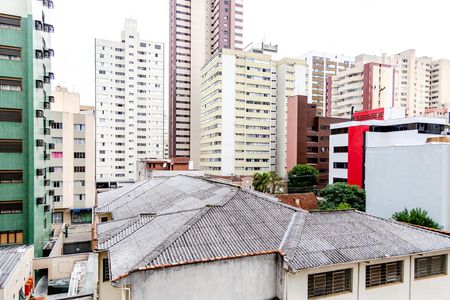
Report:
95,175,450,282
276,193,318,211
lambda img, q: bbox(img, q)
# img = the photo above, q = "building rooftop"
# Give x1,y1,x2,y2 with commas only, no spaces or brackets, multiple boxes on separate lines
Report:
95,176,450,282
0,245,32,288
276,193,318,211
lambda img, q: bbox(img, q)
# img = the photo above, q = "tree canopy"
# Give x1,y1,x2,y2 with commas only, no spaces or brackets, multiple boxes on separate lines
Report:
392,208,441,229
287,164,319,193
318,182,366,211
253,172,284,194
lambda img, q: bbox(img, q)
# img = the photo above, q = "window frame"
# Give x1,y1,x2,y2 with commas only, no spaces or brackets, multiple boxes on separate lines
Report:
415,254,447,279
308,268,352,298
366,260,403,288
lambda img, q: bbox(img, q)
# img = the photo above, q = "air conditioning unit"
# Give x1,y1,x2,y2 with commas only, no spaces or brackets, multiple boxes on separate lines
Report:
48,119,54,126
36,169,44,176
36,197,45,205
44,127,50,135
44,102,50,110
35,50,43,59
35,20,43,31
48,72,55,80
36,80,43,89
48,96,55,103
44,205,50,212
44,153,50,160
48,49,55,56
36,139,44,147
44,179,50,186
48,167,54,173
36,110,44,118
43,76,50,84
48,143,55,150
48,190,54,196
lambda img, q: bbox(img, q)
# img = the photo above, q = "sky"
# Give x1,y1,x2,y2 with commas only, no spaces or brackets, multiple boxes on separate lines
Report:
52,0,450,105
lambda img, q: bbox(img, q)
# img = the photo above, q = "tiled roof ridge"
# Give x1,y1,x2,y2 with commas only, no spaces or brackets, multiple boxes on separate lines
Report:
97,177,170,214
98,214,154,250
279,212,307,262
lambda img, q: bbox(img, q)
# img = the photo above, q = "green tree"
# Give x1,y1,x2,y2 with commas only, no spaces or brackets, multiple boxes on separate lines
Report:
287,164,319,193
269,171,284,194
253,172,270,193
319,182,366,211
392,208,441,229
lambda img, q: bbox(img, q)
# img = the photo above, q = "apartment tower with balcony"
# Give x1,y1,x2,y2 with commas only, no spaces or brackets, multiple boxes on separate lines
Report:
0,0,55,256
95,19,164,188
169,0,243,168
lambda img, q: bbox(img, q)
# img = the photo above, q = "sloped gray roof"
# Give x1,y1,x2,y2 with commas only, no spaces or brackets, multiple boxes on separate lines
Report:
95,175,450,281
0,245,32,287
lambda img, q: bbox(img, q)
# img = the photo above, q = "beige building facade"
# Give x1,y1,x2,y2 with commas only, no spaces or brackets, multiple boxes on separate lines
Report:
50,86,95,226
200,48,308,176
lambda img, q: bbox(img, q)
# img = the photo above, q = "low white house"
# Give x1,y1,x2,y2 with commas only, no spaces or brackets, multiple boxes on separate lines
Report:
94,176,450,300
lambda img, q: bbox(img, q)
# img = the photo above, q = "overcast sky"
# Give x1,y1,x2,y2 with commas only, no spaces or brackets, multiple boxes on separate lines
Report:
52,0,450,105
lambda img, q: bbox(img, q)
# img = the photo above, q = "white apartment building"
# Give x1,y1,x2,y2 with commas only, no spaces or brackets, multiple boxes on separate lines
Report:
430,59,450,108
200,48,308,176
329,63,395,118
95,19,164,187
50,86,95,225
169,0,243,167
301,51,354,116
356,49,434,116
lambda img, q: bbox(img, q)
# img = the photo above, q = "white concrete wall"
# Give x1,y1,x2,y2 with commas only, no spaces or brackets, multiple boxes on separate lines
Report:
366,144,450,229
287,252,450,300
120,254,283,300
329,133,348,184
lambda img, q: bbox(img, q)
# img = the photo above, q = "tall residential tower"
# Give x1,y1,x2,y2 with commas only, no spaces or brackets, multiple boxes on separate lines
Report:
0,0,55,256
95,19,164,188
169,0,243,167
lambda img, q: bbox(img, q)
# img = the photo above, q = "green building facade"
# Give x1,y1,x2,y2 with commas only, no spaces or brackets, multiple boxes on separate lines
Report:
0,0,55,257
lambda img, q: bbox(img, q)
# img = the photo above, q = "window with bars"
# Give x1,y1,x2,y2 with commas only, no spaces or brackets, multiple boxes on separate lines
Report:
0,170,23,183
103,258,110,281
366,261,403,288
308,268,352,298
415,255,447,279
0,139,22,153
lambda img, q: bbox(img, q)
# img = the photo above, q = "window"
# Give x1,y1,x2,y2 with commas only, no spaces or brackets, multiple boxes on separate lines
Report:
331,128,348,135
0,14,21,29
0,201,22,214
52,212,63,223
74,194,85,201
53,181,62,188
74,180,85,187
51,137,62,144
74,166,85,173
333,146,348,153
0,77,21,91
0,170,22,183
415,255,447,279
51,152,63,158
74,152,85,159
0,139,22,153
0,46,21,61
103,258,110,281
74,124,85,131
308,269,352,298
0,108,21,122
0,231,23,245
53,167,63,173
333,178,347,183
51,122,63,129
53,195,62,202
74,138,85,145
366,261,403,288
333,162,348,169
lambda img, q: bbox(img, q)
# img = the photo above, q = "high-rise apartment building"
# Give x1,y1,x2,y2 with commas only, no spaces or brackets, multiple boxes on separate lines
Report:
0,0,55,256
200,48,308,176
327,62,395,118
169,0,243,168
95,19,164,188
301,52,354,116
356,49,433,116
429,59,450,108
50,86,95,226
